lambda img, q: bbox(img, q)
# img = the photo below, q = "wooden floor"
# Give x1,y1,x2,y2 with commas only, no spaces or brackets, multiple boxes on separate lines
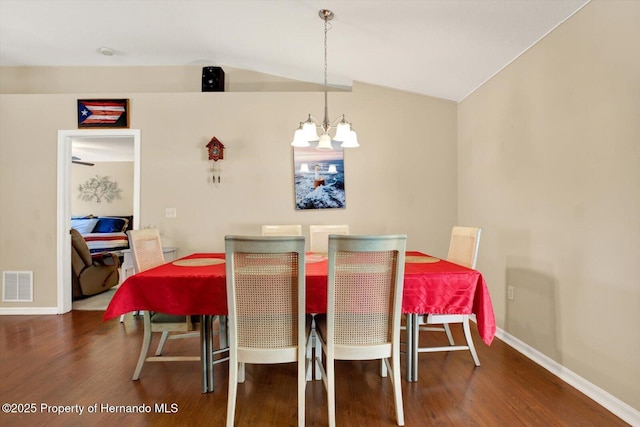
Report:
0,311,628,427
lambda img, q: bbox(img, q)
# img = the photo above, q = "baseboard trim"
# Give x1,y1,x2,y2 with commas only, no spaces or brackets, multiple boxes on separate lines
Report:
495,327,640,426
0,307,59,315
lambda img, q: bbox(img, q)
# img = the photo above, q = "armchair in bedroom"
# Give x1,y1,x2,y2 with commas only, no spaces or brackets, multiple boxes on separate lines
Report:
70,228,120,299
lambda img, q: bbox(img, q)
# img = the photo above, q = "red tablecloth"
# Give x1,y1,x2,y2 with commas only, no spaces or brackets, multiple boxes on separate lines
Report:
104,252,495,345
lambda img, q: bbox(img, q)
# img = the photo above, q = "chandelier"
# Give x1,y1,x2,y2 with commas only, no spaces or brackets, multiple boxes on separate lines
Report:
291,9,359,150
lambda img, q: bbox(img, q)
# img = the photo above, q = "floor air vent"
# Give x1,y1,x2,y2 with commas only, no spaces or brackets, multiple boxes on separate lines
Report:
3,271,33,302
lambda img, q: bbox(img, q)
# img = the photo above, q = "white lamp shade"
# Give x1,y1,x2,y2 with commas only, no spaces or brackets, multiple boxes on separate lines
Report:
341,130,360,148
328,164,338,173
291,128,310,147
316,133,333,150
300,163,310,173
334,121,351,142
302,122,320,141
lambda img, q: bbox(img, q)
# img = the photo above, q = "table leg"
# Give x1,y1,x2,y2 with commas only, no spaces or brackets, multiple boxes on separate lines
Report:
411,313,419,382
406,313,413,382
201,315,214,393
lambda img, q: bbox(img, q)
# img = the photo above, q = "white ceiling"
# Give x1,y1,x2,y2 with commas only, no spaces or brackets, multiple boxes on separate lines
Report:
0,0,589,102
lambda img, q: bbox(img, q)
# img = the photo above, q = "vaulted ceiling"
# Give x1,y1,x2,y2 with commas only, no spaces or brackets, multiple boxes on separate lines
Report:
0,0,589,102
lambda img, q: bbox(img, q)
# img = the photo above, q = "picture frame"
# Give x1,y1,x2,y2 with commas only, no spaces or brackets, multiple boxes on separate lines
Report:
293,141,346,210
77,99,129,128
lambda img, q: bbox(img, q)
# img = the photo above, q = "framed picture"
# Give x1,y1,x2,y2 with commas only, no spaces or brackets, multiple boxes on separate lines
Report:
293,141,346,210
77,99,129,128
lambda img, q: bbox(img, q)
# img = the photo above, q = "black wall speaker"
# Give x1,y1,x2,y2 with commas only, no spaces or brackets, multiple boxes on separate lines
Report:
202,67,225,92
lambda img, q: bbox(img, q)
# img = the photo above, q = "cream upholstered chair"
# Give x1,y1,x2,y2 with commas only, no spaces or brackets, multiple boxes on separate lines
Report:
225,235,309,427
261,224,302,236
316,234,407,427
129,228,200,380
309,224,349,253
413,226,482,368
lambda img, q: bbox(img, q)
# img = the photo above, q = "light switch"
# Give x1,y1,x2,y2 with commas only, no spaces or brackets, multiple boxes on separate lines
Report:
165,208,177,218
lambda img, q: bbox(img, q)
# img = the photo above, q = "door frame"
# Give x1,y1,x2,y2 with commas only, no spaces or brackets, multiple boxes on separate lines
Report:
56,129,141,313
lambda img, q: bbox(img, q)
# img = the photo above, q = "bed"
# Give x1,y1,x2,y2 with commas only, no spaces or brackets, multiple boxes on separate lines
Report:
71,215,133,253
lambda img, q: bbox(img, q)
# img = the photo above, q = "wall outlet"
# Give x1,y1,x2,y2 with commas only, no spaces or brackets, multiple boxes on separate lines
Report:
507,285,514,300
165,208,177,218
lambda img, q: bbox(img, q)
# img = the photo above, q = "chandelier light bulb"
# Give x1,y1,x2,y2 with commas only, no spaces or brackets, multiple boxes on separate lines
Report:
341,129,360,148
316,133,333,150
291,123,311,147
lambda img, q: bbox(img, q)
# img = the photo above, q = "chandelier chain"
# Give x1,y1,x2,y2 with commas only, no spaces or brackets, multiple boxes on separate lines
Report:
324,18,329,90
323,17,331,129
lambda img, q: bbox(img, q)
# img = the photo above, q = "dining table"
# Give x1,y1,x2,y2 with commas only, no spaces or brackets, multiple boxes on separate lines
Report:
104,251,496,392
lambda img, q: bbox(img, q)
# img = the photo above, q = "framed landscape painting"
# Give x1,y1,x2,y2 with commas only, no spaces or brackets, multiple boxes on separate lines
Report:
77,99,129,128
293,141,346,210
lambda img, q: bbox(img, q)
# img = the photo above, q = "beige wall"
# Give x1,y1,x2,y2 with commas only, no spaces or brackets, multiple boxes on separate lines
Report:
458,0,639,411
0,79,457,308
71,162,134,216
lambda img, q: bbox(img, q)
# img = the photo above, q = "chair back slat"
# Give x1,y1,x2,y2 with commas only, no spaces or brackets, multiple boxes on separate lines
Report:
327,234,406,347
333,250,398,345
233,251,300,348
310,224,349,253
128,229,165,273
447,226,481,269
261,225,303,236
225,236,306,351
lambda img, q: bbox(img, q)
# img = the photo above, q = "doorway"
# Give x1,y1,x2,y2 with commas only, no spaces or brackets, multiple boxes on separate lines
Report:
56,129,140,313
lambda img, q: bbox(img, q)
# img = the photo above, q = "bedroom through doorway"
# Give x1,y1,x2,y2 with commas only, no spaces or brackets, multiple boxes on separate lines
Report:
57,129,140,314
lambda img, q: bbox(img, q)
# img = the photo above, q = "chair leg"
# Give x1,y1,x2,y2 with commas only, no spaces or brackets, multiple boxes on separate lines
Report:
314,328,322,380
305,329,314,381
156,331,170,356
391,351,405,425
306,316,323,381
327,356,336,427
443,323,455,346
238,362,245,383
120,311,140,323
218,315,229,349
380,359,388,377
298,349,306,427
462,316,481,366
226,351,238,427
120,310,141,323
132,311,152,380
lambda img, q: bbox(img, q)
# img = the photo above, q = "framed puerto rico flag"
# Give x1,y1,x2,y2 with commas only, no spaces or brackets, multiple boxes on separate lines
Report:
77,99,129,128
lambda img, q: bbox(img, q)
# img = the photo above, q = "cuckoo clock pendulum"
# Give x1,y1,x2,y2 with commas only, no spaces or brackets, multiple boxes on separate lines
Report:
206,136,225,183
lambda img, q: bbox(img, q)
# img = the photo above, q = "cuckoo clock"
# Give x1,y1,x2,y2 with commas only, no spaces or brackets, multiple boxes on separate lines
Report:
206,137,224,161
206,137,225,183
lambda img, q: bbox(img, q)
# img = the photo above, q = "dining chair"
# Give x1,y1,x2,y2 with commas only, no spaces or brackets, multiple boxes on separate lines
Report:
309,224,349,253
225,235,310,427
261,224,303,236
412,226,482,368
129,228,200,380
315,234,407,427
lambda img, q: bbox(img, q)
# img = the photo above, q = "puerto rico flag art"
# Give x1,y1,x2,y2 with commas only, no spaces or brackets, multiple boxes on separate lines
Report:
77,99,129,128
